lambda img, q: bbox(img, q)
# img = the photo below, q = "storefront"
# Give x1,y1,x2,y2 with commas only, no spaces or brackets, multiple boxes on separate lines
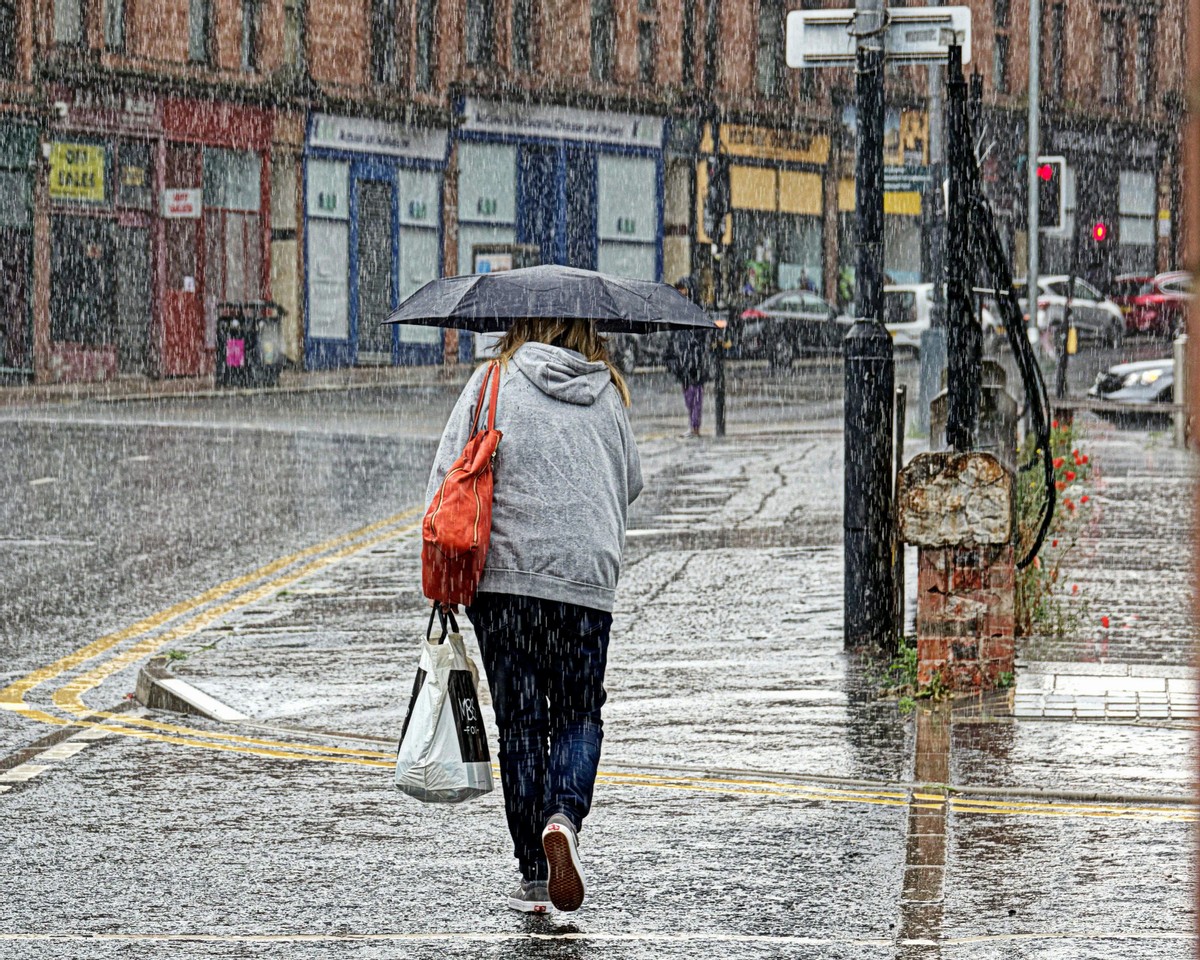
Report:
43,91,272,383
697,123,829,300
303,114,447,369
455,98,665,356
0,122,36,380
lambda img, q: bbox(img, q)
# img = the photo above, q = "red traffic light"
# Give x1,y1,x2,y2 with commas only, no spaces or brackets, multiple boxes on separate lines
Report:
1037,163,1055,181
1091,221,1108,242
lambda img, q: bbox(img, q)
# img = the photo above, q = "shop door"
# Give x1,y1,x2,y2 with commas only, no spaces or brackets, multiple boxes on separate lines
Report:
0,227,30,373
51,216,116,348
116,224,151,374
565,148,596,270
355,180,395,362
518,146,558,266
162,146,204,376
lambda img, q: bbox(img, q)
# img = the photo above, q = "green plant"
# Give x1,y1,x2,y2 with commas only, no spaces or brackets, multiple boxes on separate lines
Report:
897,695,917,715
997,671,1015,689
164,649,188,662
1014,419,1094,638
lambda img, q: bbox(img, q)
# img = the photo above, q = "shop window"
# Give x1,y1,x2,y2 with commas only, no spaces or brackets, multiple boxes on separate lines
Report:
117,141,152,210
397,168,441,346
598,154,657,280
54,0,83,45
189,0,213,63
637,0,656,85
0,171,29,228
1119,170,1155,248
1134,16,1155,106
590,0,614,83
0,1,16,80
203,148,261,211
466,0,495,65
512,0,533,72
242,0,261,71
306,159,350,340
103,0,125,51
1100,11,1125,105
415,0,436,88
457,142,516,276
371,0,399,84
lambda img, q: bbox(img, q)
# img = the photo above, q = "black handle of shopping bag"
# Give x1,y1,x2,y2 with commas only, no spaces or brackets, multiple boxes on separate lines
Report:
426,604,460,644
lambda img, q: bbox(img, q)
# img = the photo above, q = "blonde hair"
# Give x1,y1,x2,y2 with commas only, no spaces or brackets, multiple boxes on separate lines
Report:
494,318,631,407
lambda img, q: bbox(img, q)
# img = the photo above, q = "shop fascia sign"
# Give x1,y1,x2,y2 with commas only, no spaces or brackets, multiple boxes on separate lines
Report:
462,98,664,149
161,188,201,219
309,114,447,161
48,142,105,202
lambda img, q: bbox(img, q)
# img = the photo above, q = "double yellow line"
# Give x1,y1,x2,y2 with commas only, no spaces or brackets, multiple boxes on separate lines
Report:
2,509,423,764
3,511,1196,824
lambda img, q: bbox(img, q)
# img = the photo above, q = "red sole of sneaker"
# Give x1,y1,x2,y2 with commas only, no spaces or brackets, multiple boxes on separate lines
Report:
543,830,584,912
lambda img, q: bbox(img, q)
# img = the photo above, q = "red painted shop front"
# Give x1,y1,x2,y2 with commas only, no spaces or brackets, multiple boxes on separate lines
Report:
45,93,272,382
160,99,272,377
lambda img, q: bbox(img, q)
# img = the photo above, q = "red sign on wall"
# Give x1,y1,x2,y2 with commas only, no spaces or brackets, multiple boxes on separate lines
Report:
161,188,201,219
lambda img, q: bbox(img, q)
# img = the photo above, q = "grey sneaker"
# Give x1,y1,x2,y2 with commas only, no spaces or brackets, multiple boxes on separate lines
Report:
541,814,585,912
507,880,553,914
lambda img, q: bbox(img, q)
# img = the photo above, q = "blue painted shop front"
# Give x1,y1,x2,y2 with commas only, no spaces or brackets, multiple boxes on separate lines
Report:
303,115,448,369
455,99,666,359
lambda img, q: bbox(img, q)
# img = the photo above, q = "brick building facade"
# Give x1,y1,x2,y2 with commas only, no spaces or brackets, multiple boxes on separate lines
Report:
0,0,1185,382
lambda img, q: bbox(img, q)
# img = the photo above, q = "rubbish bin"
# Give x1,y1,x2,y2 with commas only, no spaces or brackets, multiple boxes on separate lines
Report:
216,301,286,388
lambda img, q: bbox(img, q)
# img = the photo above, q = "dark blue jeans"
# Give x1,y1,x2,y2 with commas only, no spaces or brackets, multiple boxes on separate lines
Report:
466,592,611,882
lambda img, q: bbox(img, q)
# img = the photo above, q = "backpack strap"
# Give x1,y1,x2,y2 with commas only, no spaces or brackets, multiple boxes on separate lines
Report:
468,361,499,435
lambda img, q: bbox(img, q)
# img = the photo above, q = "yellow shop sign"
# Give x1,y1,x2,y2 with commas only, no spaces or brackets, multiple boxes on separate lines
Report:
49,142,106,202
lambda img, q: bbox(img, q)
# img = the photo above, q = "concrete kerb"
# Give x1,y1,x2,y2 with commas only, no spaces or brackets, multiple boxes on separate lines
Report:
127,656,1197,809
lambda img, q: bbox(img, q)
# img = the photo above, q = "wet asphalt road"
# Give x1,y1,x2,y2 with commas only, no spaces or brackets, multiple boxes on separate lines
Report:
1,354,1195,958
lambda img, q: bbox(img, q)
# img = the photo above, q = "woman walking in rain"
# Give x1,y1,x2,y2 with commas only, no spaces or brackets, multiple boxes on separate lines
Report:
664,276,712,438
425,318,642,914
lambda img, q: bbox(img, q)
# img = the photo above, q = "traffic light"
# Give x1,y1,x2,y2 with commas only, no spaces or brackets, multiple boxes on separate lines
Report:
1091,221,1109,242
1036,156,1065,232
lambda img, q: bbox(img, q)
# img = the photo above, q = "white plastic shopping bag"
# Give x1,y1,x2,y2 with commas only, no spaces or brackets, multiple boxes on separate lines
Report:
395,607,494,803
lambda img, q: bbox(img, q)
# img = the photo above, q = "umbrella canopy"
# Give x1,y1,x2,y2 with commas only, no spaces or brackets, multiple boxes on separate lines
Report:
383,265,716,334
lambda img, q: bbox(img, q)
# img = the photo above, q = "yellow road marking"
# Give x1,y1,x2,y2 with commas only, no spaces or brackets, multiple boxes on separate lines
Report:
6,509,1196,825
0,508,420,709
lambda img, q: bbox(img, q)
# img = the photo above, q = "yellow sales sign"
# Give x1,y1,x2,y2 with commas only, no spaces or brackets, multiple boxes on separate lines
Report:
49,142,106,202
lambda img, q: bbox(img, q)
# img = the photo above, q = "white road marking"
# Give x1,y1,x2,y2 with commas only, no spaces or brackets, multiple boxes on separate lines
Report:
39,742,89,761
0,764,49,783
69,728,112,741
28,477,59,486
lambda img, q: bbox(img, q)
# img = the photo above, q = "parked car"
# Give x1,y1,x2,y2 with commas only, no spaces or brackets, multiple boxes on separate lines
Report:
738,289,847,366
843,283,998,354
1109,272,1191,337
1014,275,1126,346
1087,356,1174,410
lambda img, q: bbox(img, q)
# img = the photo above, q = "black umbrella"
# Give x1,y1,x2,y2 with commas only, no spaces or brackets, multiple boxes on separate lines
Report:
383,265,715,333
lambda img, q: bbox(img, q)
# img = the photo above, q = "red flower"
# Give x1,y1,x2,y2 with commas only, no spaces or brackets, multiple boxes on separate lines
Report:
1055,480,1066,492
1064,499,1076,512
1051,539,1059,548
1053,457,1065,469
1065,470,1076,481
1080,494,1089,504
1101,616,1110,628
1072,584,1080,594
1052,420,1059,428
1082,455,1089,465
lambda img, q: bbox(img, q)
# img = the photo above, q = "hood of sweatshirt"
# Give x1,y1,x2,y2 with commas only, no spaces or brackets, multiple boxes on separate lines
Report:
511,342,612,406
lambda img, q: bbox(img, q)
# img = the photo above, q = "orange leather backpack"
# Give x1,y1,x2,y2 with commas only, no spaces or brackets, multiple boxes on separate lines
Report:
422,362,502,606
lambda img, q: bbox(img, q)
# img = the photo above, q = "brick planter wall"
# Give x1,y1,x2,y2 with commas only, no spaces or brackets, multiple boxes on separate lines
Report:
916,544,1015,691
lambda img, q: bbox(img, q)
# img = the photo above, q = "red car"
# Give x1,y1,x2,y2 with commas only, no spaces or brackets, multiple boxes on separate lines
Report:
1110,272,1191,337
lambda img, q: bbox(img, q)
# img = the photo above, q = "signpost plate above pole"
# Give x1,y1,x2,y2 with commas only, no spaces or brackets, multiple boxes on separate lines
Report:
786,7,972,68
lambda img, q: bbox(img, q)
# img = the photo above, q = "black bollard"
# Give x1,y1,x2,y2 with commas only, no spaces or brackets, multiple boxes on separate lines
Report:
844,319,896,651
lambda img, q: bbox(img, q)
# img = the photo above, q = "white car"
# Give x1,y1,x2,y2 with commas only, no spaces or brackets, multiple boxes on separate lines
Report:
872,283,997,353
1014,275,1125,346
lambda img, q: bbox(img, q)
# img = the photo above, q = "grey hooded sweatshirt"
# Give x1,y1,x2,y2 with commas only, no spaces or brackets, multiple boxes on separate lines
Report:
425,342,643,613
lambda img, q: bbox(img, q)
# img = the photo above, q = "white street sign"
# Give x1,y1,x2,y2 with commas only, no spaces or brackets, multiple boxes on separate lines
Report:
786,7,972,68
161,188,201,219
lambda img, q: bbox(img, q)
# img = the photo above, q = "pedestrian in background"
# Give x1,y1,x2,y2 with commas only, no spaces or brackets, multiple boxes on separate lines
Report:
665,276,712,438
425,317,643,915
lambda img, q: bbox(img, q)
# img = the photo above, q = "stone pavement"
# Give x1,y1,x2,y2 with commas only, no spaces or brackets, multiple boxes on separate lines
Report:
1012,413,1196,724
2,412,1195,957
